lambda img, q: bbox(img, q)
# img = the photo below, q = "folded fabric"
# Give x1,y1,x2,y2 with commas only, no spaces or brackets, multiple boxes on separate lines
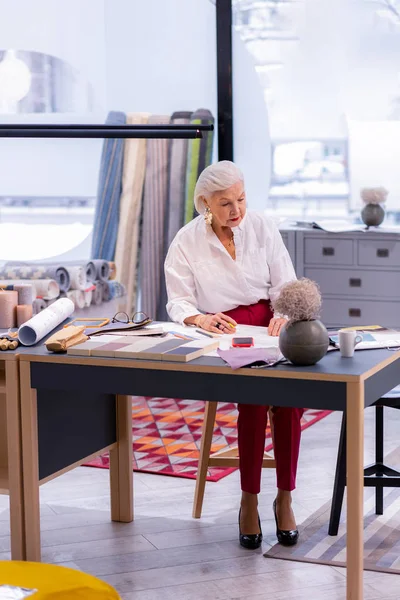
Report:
217,347,282,370
45,325,88,353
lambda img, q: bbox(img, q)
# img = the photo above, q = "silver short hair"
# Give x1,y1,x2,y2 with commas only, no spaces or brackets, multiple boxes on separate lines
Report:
194,160,244,215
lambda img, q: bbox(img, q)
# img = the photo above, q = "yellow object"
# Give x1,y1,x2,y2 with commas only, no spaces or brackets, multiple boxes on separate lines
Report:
0,561,121,599
45,325,88,353
340,325,384,332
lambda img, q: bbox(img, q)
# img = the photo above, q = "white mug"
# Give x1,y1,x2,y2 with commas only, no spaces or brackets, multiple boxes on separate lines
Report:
339,330,363,357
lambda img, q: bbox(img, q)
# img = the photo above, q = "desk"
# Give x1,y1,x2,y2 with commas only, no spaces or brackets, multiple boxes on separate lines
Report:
19,347,400,600
0,351,24,560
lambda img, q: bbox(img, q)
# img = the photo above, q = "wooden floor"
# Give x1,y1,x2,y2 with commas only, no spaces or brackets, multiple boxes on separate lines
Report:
1,408,400,599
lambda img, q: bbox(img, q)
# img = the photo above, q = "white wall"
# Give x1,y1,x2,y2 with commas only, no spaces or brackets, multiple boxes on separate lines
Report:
0,0,106,197
267,0,400,139
105,0,271,209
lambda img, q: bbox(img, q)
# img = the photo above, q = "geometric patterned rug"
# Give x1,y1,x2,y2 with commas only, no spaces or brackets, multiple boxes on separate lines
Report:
265,447,400,575
83,397,331,482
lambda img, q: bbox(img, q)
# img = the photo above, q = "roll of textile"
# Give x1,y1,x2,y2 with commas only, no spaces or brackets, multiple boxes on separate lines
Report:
91,282,103,306
106,280,126,300
92,259,110,282
0,283,36,302
114,112,149,313
84,290,93,307
101,280,111,302
0,291,18,328
67,290,86,309
158,111,192,321
0,279,59,300
13,283,34,305
108,262,117,280
65,266,88,291
184,108,215,224
33,298,47,315
0,264,70,293
140,114,170,321
17,304,33,327
91,111,126,261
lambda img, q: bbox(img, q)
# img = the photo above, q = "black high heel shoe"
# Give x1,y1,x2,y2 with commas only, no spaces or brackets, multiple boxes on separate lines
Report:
238,508,263,550
273,499,299,546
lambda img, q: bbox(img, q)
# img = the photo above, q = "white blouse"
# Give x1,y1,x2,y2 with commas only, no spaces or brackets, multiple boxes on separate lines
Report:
165,211,296,325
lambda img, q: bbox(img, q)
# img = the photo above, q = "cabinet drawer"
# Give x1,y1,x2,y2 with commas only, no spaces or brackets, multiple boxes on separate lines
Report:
358,239,400,267
305,268,400,299
321,299,399,328
304,237,353,266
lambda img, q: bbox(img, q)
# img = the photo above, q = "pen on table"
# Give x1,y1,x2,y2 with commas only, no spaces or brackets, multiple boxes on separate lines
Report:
196,329,215,338
170,331,196,341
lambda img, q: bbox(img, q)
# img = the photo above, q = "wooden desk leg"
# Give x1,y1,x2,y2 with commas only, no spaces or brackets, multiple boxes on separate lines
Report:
6,361,25,560
109,395,133,522
19,361,41,562
346,381,364,600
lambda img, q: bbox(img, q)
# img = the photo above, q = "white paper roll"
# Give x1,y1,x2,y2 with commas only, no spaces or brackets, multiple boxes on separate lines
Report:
66,266,88,291
18,298,74,346
67,290,85,309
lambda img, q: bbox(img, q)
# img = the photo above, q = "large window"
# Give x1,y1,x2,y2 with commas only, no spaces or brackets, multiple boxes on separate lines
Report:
232,0,400,221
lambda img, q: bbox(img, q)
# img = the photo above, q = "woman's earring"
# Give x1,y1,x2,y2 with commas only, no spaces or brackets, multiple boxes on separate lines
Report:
204,206,213,226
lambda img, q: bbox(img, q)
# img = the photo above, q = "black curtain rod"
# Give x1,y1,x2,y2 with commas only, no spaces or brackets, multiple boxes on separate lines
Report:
0,126,204,139
1,124,214,132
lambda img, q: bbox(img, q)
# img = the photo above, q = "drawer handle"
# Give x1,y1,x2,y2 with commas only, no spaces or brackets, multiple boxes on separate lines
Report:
349,278,361,288
349,308,361,318
323,247,335,256
377,248,389,258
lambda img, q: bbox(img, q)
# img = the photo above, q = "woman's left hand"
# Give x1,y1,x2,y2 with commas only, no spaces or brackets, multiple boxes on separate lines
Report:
268,317,287,337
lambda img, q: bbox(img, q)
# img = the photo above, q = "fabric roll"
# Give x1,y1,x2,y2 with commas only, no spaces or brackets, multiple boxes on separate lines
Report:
2,283,36,303
114,112,149,313
16,304,33,327
91,282,103,306
67,290,86,309
92,259,110,282
84,290,93,307
165,111,192,245
91,111,126,261
65,266,88,291
0,264,70,293
139,114,170,320
0,291,18,328
33,298,46,315
157,111,192,321
84,261,97,283
108,262,117,280
106,280,126,300
184,108,215,224
0,279,58,299
101,280,110,302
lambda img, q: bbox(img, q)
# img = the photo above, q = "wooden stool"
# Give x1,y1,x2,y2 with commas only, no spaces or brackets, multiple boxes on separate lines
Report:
0,561,121,599
192,402,276,518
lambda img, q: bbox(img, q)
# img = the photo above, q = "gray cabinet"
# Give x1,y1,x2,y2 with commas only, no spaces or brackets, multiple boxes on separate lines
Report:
279,227,400,328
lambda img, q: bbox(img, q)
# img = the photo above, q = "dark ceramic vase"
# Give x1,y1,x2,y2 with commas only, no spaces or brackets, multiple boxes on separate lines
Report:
279,319,329,366
361,203,385,227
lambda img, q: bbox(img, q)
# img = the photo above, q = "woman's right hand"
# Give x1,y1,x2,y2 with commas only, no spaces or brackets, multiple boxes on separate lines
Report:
196,312,237,334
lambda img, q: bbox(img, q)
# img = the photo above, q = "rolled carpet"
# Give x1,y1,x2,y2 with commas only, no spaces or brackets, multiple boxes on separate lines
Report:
106,280,126,300
91,282,103,306
0,264,70,293
0,279,59,299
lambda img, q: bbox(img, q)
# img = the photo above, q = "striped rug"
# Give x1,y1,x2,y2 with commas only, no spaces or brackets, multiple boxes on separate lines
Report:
265,447,400,574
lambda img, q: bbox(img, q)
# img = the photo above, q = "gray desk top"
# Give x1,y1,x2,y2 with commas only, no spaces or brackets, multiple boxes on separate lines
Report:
19,340,400,382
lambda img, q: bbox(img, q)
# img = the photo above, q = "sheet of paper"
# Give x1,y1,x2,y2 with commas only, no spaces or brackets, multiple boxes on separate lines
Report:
18,298,74,346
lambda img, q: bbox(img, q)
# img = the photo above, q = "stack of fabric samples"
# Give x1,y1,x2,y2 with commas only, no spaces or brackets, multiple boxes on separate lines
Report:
67,334,219,362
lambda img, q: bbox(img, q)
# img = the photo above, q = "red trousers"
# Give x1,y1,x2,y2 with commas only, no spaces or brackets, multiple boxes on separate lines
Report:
224,300,304,494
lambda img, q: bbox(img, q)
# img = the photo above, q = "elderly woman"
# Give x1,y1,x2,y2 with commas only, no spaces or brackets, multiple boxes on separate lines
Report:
165,161,303,549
